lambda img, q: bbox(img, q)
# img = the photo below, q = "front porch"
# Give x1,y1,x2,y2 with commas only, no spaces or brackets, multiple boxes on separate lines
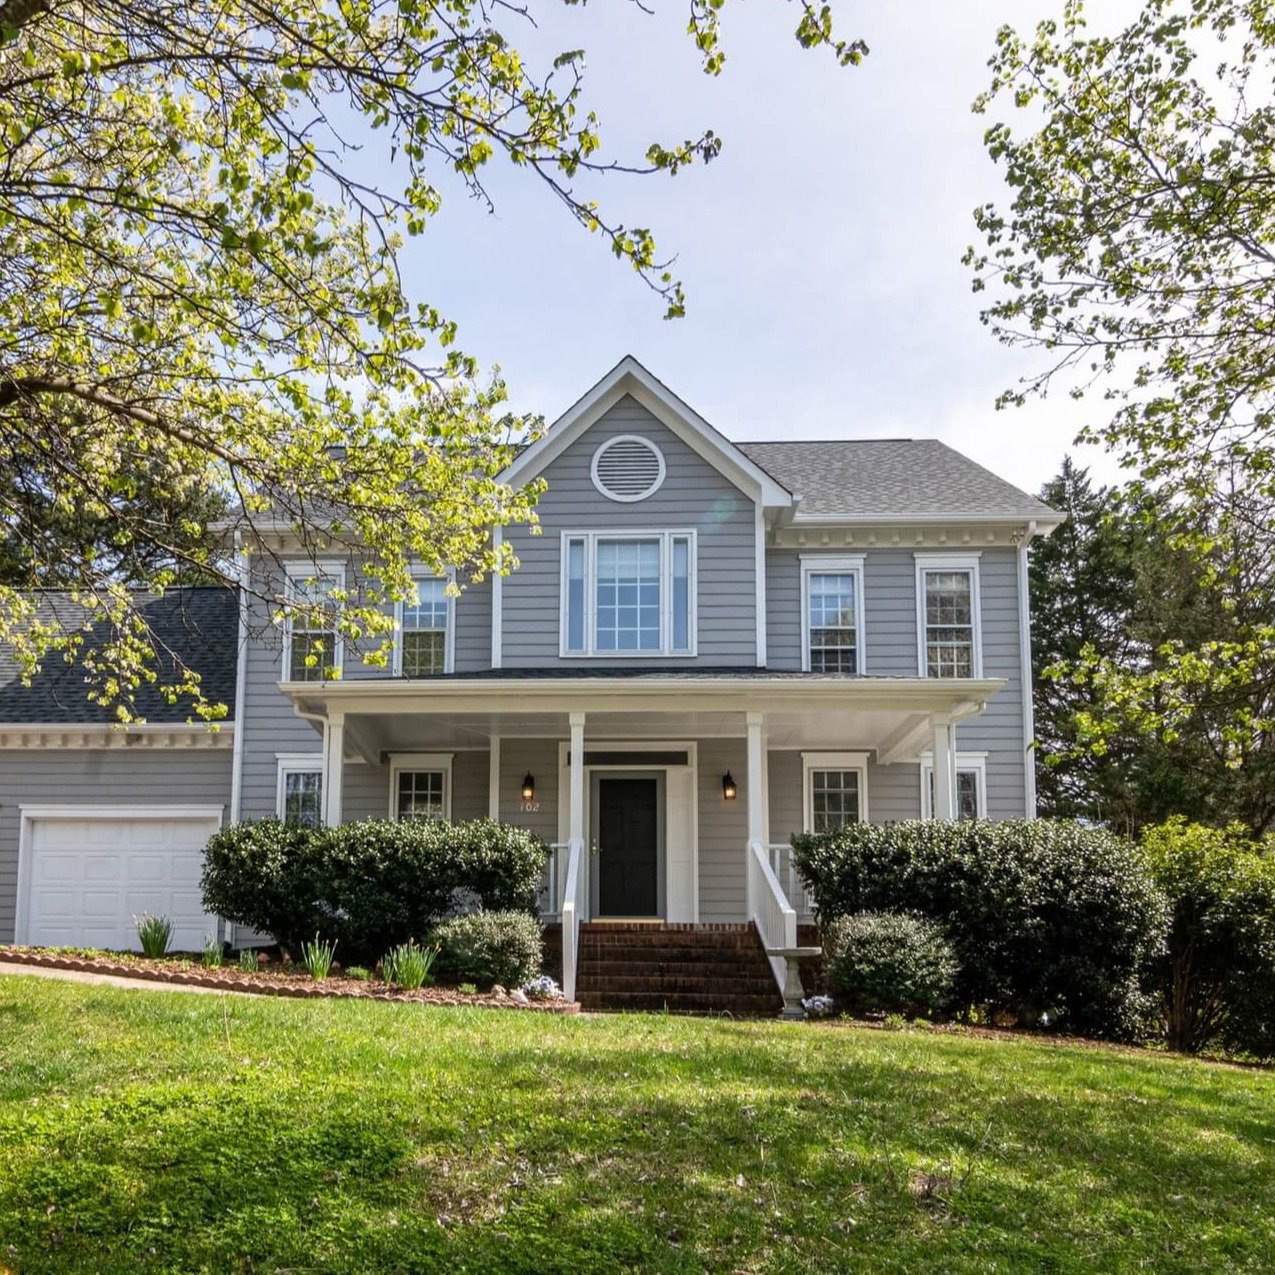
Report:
283,671,1004,1002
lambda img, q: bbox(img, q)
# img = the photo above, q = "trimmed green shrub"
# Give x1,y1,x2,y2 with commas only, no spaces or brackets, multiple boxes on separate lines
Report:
201,818,549,964
1142,819,1275,1059
431,911,542,989
792,819,1166,1039
824,912,957,1017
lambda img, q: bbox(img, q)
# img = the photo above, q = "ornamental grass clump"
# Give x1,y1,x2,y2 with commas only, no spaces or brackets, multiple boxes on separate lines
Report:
300,935,337,982
201,935,223,969
133,912,173,959
237,949,258,973
382,941,437,991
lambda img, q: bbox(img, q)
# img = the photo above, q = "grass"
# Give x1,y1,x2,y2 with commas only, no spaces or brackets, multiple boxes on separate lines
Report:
0,978,1272,1273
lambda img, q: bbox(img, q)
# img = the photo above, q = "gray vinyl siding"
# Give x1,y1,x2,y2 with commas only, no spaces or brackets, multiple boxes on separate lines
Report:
696,738,748,922
765,547,1028,818
501,396,759,667
0,748,233,943
454,582,492,673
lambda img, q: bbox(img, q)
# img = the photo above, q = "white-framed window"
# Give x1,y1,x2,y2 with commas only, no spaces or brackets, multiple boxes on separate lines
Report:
920,752,987,820
388,753,453,822
801,751,870,831
560,530,696,657
276,755,324,827
915,553,982,678
395,573,454,676
800,555,866,673
283,561,345,682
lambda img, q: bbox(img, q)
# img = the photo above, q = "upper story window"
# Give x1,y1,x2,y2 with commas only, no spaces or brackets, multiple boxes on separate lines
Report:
802,752,869,831
921,752,987,820
915,553,982,678
284,562,344,682
277,756,323,827
800,555,865,673
561,530,696,657
389,754,453,821
397,574,452,676
590,435,666,502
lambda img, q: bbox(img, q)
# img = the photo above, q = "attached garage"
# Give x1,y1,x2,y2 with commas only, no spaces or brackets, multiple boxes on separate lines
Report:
16,806,224,952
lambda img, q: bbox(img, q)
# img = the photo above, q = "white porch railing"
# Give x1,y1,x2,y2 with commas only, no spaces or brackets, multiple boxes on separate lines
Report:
560,838,585,1002
766,842,813,919
539,842,568,919
748,840,797,991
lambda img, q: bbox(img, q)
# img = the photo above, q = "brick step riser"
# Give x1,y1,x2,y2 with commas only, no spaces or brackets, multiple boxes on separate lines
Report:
579,995,782,1014
579,940,765,955
581,959,776,977
577,977,779,995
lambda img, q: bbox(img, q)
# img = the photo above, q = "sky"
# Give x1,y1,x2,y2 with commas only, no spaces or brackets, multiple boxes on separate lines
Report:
394,1,1133,498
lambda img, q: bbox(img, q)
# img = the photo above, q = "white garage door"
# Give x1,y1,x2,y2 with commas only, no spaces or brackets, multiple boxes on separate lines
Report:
19,807,223,952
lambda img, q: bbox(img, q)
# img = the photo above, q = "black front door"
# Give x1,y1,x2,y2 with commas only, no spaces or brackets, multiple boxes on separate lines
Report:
596,777,659,916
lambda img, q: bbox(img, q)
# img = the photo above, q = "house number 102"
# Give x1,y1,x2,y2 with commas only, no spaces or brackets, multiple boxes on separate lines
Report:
519,800,541,813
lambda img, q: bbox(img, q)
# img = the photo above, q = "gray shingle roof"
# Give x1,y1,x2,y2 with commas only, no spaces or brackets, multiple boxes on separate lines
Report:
0,587,239,724
736,439,1057,521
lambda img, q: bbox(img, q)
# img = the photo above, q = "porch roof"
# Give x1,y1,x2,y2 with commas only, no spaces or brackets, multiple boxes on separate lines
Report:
280,671,1005,762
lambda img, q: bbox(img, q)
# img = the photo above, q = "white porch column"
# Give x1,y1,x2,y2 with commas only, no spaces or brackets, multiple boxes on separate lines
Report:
568,712,586,847
746,711,766,847
488,735,501,820
322,712,345,826
931,715,955,820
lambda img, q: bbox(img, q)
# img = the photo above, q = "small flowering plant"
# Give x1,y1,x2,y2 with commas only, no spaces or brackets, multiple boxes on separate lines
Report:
802,994,837,1020
522,974,564,1002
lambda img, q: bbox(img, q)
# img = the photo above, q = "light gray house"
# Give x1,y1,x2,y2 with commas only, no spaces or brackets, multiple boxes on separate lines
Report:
0,357,1059,1008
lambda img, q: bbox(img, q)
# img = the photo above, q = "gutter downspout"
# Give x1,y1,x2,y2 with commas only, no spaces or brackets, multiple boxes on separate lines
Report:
224,529,251,945
1017,521,1038,819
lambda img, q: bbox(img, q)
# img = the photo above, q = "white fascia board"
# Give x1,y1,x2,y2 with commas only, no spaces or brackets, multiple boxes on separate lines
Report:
790,512,1064,532
500,356,794,510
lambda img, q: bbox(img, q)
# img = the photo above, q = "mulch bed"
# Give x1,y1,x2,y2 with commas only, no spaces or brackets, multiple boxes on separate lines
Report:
0,946,579,1013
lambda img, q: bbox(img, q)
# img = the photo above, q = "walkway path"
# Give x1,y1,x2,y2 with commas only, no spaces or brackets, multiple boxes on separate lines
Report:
0,961,225,995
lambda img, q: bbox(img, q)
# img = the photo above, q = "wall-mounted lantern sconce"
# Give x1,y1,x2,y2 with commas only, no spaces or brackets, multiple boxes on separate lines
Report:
721,770,737,801
521,772,536,802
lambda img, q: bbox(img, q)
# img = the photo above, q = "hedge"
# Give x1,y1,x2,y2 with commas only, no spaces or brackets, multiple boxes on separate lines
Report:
431,911,543,989
824,912,957,1017
792,819,1166,1039
1142,819,1275,1059
201,818,548,965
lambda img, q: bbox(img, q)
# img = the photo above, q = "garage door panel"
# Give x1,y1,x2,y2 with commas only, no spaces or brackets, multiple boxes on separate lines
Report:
23,812,221,951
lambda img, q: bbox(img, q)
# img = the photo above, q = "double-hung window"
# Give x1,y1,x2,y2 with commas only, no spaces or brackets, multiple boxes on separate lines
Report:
398,575,452,676
389,754,453,822
915,554,981,678
800,556,865,673
284,562,344,682
561,531,695,657
802,752,869,831
277,757,323,827
921,753,987,820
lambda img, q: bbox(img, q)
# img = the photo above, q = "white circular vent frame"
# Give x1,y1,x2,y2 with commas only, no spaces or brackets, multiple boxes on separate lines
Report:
590,434,666,503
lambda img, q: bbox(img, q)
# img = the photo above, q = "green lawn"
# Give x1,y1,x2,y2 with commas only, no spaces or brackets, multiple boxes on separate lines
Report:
1,977,1272,1273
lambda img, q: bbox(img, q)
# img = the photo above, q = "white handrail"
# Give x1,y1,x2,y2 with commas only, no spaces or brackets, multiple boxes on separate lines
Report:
748,839,797,991
560,838,585,1002
765,841,812,918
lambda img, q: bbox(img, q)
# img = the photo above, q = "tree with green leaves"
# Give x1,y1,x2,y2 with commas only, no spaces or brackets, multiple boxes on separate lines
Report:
1031,460,1275,836
0,0,865,719
968,0,1275,760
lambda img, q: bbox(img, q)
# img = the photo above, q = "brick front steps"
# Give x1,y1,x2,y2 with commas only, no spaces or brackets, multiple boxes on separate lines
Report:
574,922,783,1016
0,947,579,1013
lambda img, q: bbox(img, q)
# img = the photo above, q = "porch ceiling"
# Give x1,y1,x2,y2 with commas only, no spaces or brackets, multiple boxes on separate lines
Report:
282,674,1005,763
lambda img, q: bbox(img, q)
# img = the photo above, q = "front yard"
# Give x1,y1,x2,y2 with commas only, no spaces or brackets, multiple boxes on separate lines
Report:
1,977,1272,1273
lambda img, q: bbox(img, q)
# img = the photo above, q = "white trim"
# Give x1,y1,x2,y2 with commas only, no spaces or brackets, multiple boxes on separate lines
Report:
282,559,346,682
491,526,504,670
387,752,454,821
276,753,323,821
0,724,232,750
15,803,226,947
391,570,455,676
801,751,871,829
920,751,988,819
755,506,768,667
559,529,698,658
229,531,249,828
914,552,983,680
501,357,793,509
790,512,1065,528
555,737,700,923
589,434,667,502
1017,534,1038,818
799,554,867,674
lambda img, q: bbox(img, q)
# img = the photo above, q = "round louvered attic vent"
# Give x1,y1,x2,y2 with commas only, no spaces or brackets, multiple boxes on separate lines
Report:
590,435,666,502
